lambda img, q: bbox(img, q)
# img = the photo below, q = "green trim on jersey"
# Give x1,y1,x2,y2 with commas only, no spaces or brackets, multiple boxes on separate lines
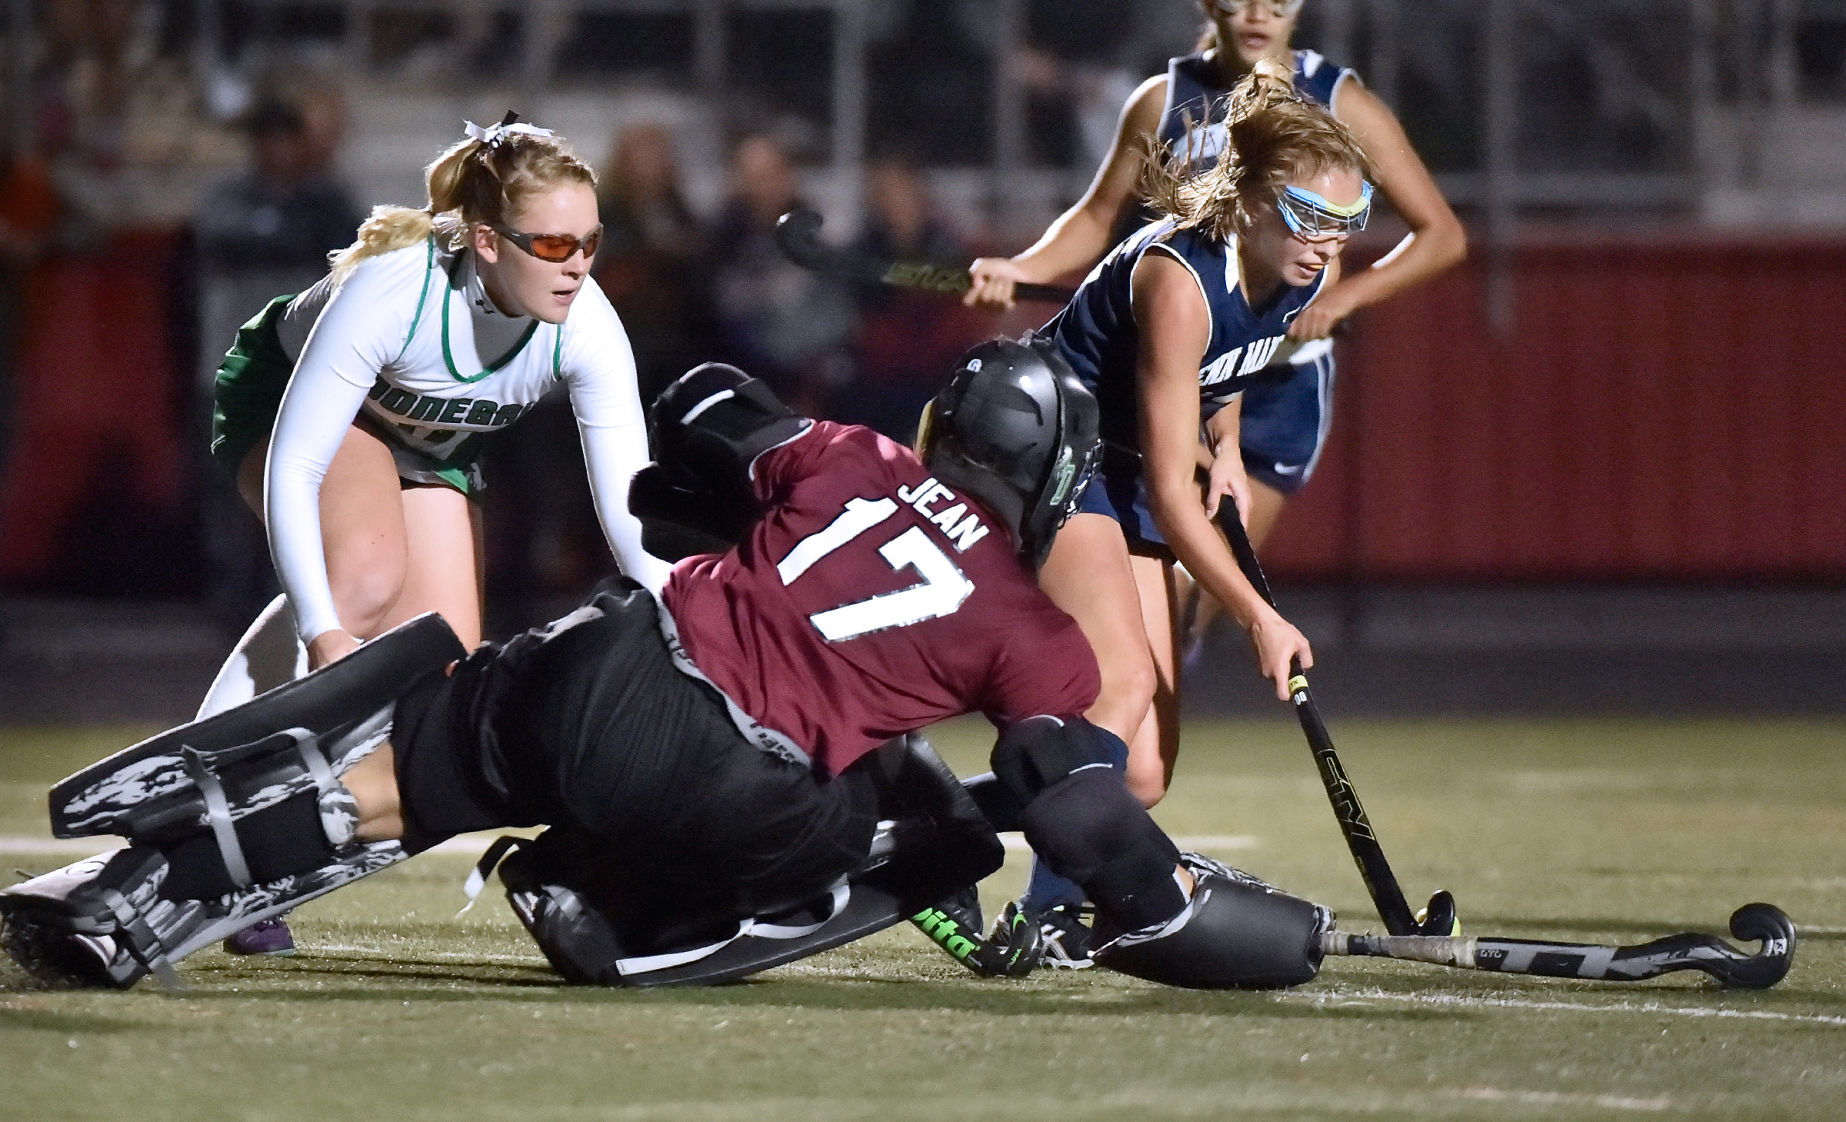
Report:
439,251,540,383
392,235,439,366
209,282,489,498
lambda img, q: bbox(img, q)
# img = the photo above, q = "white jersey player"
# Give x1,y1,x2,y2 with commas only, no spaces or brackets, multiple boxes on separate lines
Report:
200,114,667,954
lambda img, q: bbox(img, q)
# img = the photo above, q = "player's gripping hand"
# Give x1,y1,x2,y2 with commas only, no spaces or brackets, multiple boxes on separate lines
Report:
306,628,362,672
1201,445,1251,527
1247,610,1312,701
1286,286,1358,341
964,257,1031,310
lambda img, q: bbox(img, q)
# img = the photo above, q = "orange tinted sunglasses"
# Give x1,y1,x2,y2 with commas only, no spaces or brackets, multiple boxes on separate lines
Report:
493,224,603,262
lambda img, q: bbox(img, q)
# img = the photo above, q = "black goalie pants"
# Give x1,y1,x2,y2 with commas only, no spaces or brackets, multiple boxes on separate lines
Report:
390,580,878,933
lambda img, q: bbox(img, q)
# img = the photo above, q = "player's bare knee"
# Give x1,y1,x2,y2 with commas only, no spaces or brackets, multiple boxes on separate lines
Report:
327,560,408,637
1125,761,1168,808
1088,662,1156,746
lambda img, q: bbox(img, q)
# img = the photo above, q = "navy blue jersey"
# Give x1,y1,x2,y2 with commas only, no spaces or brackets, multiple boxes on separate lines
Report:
1157,49,1355,169
1041,219,1326,453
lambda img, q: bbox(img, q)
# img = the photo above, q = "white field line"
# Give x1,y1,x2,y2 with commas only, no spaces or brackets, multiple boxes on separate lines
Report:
306,942,548,967
0,833,1258,856
1448,1087,1672,1113
1292,985,1846,1028
185,947,1846,1031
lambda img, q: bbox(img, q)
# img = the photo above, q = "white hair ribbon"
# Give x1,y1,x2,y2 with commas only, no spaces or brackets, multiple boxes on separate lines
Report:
463,119,556,150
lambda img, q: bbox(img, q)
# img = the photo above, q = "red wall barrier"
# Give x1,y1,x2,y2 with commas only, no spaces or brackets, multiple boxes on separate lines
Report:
0,231,187,585
1264,233,1846,581
2,230,1842,589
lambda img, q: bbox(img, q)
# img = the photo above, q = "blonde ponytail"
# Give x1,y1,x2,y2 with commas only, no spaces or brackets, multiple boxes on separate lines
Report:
328,205,435,281
327,117,595,282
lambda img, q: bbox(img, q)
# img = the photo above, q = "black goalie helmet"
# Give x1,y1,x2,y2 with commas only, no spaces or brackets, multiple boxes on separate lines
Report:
916,337,1100,566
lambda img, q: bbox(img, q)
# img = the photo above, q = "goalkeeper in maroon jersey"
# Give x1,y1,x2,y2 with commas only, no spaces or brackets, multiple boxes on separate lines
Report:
5,341,1329,992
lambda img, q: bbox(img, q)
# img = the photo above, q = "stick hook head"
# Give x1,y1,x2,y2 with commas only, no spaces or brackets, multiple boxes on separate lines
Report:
1713,902,1795,989
773,208,828,268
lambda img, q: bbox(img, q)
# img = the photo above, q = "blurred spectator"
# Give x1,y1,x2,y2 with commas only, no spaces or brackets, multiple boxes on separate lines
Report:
0,150,62,478
482,121,716,616
1014,0,1200,168
866,1,993,165
189,86,362,628
834,158,985,441
29,0,133,246
593,121,710,409
705,133,852,417
31,0,235,235
0,0,230,594
193,94,359,287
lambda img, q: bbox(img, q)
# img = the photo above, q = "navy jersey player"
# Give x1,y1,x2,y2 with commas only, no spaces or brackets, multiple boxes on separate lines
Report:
994,65,1373,966
967,0,1463,552
3,344,1338,994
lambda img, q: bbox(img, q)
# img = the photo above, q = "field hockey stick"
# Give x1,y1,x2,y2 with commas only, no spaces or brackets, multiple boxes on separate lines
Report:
1322,903,1795,988
774,208,1077,305
1217,508,1458,937
910,901,1041,978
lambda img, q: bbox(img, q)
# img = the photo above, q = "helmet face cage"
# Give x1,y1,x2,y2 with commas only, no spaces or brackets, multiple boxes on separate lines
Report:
920,339,1100,567
1276,180,1373,240
1017,366,1100,564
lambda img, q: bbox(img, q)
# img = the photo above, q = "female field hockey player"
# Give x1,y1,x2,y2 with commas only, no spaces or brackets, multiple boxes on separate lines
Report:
966,0,1464,555
201,115,668,953
1005,64,1372,965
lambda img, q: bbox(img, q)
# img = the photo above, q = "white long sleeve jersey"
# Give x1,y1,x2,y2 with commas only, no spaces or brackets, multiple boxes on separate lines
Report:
265,237,670,645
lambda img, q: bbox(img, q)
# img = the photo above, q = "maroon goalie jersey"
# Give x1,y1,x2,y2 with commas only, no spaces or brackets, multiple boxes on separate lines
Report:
659,421,1101,778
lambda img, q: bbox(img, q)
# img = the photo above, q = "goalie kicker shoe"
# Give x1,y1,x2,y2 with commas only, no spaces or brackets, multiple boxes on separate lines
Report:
0,846,203,989
223,917,295,956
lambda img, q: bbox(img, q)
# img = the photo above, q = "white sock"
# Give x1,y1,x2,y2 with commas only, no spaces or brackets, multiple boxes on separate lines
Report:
196,594,309,719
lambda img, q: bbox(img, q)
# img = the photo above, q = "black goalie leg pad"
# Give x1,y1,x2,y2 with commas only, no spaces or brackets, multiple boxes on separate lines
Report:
853,733,1005,912
496,829,907,988
0,847,203,989
496,737,1004,988
49,614,464,857
163,840,413,965
1018,767,1186,933
1094,871,1331,990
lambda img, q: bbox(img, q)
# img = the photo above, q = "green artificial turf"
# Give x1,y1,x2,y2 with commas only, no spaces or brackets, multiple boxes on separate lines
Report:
2,716,1843,1121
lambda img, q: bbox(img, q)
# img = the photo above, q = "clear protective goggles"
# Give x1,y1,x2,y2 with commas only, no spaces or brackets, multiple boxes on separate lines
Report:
1276,181,1373,240
1207,0,1306,19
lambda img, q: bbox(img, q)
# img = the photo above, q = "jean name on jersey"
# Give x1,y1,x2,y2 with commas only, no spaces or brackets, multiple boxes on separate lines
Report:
1199,334,1284,393
366,378,531,429
895,477,991,552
